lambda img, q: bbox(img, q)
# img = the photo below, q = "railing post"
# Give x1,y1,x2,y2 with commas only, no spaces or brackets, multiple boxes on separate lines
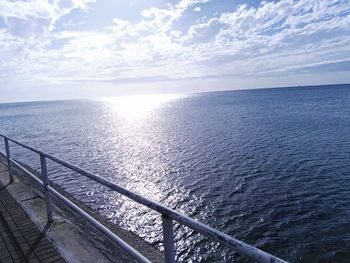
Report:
40,154,53,222
4,137,14,182
162,214,175,263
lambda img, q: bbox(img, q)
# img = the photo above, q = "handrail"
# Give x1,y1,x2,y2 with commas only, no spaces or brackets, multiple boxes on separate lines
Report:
0,134,288,263
8,157,151,263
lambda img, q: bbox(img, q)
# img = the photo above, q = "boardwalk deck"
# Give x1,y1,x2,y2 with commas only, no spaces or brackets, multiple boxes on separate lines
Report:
0,164,65,263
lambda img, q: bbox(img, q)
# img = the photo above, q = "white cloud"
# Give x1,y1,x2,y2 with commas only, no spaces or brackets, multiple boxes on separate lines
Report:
0,0,349,96
0,0,94,31
181,0,350,75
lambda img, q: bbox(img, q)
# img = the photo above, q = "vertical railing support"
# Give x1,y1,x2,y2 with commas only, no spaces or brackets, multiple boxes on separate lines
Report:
4,137,14,182
162,214,175,263
40,154,53,222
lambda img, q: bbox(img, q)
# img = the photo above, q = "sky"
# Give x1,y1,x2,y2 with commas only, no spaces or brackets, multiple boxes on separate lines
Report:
0,0,350,102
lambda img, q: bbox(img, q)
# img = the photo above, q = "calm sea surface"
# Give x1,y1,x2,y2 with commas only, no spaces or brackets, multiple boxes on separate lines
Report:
1,85,350,262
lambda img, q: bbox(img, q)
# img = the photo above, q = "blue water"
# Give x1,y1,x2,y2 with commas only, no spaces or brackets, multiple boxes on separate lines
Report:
1,84,350,262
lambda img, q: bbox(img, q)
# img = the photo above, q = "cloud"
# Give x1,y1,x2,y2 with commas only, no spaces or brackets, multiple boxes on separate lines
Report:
181,0,350,75
0,0,349,95
0,0,95,31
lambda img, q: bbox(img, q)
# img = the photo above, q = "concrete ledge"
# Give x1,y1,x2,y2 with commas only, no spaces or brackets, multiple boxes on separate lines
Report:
0,156,163,263
0,165,110,263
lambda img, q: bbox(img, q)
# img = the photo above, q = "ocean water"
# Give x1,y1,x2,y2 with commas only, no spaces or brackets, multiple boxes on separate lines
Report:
1,84,350,262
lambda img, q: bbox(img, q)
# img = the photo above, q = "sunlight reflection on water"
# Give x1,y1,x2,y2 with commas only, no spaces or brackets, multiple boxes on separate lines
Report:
98,93,187,202
100,94,185,119
94,93,196,254
2,86,350,262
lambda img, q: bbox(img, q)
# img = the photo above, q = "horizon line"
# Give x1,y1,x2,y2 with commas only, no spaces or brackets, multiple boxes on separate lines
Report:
0,82,349,105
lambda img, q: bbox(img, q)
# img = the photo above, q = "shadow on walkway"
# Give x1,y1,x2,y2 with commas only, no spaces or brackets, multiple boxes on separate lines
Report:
0,177,65,263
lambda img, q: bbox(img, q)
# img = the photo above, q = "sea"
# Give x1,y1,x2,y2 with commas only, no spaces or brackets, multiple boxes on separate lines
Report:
0,84,350,262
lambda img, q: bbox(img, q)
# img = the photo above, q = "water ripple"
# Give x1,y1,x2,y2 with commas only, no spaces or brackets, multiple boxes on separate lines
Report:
1,86,350,262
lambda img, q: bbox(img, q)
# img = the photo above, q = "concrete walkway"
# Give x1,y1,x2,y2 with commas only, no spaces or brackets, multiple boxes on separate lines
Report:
0,165,65,263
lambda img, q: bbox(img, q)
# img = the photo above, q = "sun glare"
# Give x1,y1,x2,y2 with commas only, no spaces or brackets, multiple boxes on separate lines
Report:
100,94,184,119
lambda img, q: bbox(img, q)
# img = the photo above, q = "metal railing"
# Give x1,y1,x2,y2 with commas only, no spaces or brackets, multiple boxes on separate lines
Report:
0,134,288,263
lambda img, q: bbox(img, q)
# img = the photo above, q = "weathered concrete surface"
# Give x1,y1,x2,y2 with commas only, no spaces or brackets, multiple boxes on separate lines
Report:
0,175,65,263
0,157,163,263
0,164,109,263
